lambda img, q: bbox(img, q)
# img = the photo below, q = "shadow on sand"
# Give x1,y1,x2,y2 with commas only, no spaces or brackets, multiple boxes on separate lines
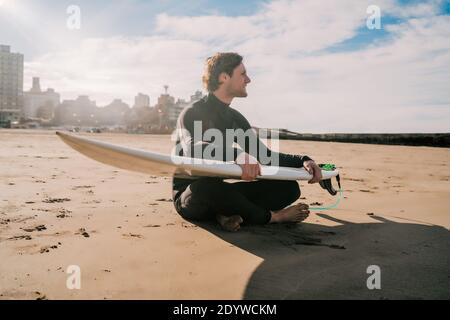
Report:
196,214,450,299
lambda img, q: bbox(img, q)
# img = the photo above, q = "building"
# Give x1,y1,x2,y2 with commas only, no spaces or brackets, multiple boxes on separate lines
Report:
154,87,205,130
154,86,179,128
23,77,60,119
54,95,98,126
171,90,204,123
124,88,205,133
98,99,130,125
174,98,189,119
0,45,24,127
133,93,150,108
190,90,204,103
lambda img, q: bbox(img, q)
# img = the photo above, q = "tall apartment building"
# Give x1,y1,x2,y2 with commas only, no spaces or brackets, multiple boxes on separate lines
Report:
23,77,60,119
0,45,24,127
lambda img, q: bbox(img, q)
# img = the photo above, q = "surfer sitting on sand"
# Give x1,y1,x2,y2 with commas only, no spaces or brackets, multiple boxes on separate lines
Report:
172,52,322,231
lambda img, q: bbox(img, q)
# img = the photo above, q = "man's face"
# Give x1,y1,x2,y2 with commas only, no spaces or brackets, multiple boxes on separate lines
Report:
224,63,251,98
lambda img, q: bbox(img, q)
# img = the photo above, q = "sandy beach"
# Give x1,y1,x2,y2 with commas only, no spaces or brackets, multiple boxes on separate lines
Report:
0,129,449,300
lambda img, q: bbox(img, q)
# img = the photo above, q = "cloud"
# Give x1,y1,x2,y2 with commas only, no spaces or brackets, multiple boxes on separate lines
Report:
23,0,450,132
385,0,443,18
239,14,450,133
25,36,208,105
155,0,372,53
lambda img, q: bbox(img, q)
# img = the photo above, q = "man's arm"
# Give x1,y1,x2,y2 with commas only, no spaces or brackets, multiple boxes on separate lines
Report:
232,109,322,183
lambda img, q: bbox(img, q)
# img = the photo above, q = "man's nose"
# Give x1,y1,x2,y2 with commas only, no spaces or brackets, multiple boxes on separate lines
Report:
245,76,251,83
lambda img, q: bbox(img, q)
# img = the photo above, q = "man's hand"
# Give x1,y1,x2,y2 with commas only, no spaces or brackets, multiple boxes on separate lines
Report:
235,152,261,181
303,160,323,184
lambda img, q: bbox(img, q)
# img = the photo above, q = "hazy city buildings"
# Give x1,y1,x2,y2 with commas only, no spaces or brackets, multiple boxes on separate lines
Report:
23,77,60,119
155,86,178,128
50,86,202,131
133,93,150,108
0,45,24,127
99,99,130,125
54,95,98,126
190,90,203,103
1,44,202,131
154,87,205,129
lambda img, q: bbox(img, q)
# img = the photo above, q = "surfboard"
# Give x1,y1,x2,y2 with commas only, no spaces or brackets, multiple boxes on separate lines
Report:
56,131,339,181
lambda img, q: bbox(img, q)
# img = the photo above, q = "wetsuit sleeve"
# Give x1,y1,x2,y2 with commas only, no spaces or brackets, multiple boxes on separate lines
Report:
176,108,243,161
231,110,312,168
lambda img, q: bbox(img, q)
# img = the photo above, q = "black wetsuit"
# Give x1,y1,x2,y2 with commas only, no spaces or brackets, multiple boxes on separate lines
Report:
172,93,312,225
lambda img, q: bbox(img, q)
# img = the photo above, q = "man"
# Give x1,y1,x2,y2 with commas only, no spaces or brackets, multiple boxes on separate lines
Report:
172,52,323,231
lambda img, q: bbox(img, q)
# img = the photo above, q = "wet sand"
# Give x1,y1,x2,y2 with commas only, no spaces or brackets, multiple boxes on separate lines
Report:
0,129,449,299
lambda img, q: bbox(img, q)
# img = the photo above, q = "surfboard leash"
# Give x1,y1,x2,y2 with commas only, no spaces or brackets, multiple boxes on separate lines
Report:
309,188,343,211
309,163,343,211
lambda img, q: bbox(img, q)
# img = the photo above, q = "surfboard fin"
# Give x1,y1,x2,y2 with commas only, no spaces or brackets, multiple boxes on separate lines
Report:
319,175,341,196
319,164,341,196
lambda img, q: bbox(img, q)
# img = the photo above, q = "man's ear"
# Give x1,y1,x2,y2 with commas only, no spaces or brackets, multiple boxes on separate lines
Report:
219,72,229,83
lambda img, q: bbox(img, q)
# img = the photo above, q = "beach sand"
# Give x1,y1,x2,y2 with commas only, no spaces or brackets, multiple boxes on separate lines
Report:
0,129,449,299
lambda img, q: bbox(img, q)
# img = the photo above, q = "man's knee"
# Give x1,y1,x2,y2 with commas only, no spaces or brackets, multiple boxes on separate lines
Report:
190,178,227,196
282,180,301,203
176,184,212,220
259,180,300,201
262,180,300,207
261,180,300,210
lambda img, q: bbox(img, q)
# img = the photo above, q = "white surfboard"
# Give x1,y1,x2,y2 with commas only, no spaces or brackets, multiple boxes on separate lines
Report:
56,131,339,181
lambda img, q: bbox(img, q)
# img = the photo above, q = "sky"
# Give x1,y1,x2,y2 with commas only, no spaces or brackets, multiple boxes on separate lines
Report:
0,0,449,133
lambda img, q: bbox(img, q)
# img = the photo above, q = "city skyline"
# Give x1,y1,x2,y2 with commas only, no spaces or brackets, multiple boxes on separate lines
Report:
20,73,196,110
19,71,204,130
0,43,204,130
5,47,201,110
1,0,449,132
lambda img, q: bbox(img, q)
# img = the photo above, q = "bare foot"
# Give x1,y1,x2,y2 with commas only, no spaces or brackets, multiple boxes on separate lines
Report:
270,203,310,223
216,214,243,232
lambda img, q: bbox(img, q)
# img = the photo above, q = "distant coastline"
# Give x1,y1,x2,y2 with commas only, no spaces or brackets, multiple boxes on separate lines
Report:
255,128,450,148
